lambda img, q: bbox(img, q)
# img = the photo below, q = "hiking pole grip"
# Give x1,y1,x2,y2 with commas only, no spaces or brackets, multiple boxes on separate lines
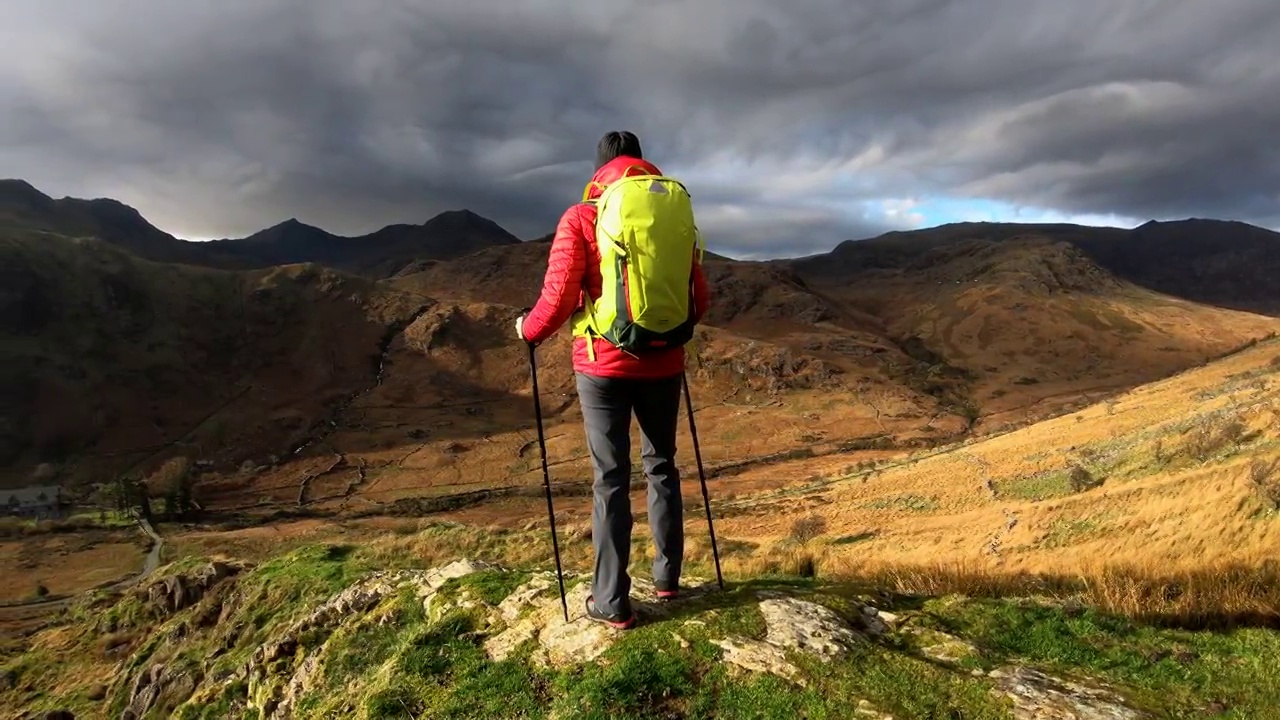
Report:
682,371,724,590
529,342,569,622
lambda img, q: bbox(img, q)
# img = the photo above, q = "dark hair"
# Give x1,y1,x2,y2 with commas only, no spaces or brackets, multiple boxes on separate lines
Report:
596,131,643,169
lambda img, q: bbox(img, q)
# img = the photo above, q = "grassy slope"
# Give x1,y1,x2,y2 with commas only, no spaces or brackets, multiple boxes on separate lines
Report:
706,337,1280,583
4,535,1278,719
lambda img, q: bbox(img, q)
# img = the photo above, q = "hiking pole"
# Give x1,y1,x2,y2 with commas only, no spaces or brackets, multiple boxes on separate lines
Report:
681,371,724,590
527,339,570,622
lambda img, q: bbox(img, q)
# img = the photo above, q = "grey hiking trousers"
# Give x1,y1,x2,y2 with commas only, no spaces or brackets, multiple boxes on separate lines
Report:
575,372,684,618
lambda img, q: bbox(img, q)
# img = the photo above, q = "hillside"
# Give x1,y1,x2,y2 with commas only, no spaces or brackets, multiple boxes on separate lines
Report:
270,335,1280,596
0,180,521,278
0,232,430,486
792,236,1279,426
6,195,1279,520
10,553,1280,719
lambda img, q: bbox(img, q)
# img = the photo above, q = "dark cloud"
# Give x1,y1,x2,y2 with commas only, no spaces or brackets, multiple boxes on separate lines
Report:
2,0,1277,257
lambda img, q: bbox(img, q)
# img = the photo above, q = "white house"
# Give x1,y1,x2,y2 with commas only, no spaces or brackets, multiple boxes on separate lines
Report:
4,485,71,519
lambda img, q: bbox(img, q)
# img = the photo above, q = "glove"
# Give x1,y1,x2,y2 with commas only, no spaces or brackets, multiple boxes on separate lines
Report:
516,307,538,347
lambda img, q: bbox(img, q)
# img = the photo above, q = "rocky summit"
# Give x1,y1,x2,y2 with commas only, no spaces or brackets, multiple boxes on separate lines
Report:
6,552,1173,719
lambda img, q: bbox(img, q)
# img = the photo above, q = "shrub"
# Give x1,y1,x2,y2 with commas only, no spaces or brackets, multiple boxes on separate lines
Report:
1068,465,1100,493
147,456,197,520
789,515,828,545
1185,416,1248,462
1249,460,1280,510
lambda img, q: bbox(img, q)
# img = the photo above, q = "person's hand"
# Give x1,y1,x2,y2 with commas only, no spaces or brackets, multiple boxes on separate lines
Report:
515,314,526,341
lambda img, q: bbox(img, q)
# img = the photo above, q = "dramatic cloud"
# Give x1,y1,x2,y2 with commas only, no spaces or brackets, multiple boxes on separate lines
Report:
2,0,1278,258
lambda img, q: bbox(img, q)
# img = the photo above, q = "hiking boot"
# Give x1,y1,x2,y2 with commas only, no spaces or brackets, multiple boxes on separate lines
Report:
585,595,636,630
654,580,679,601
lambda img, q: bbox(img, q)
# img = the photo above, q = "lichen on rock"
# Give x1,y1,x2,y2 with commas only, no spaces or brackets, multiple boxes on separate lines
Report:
990,666,1148,720
712,637,806,685
759,596,860,659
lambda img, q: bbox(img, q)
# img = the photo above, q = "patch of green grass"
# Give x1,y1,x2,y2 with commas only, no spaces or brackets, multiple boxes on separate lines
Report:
1041,517,1102,549
862,494,941,512
687,670,834,719
235,543,366,623
994,470,1076,502
936,598,1280,717
442,568,533,606
553,629,698,719
367,611,551,719
697,597,768,640
800,642,1009,718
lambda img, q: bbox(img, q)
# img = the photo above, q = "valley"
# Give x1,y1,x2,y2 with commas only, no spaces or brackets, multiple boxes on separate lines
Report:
3,180,1280,718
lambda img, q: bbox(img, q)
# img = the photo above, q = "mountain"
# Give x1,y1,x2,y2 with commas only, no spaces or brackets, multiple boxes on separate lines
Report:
0,180,523,278
203,209,522,277
796,218,1280,315
0,179,229,267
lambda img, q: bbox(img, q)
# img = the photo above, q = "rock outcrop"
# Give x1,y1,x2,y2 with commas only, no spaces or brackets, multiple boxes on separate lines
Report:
43,558,1160,720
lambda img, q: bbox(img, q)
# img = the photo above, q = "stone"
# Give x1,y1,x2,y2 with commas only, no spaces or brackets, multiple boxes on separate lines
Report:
860,611,891,637
876,610,903,628
120,664,197,720
488,580,620,667
712,638,805,686
141,561,246,617
990,666,1147,719
497,575,553,623
272,653,325,720
855,699,896,719
408,559,493,618
759,597,858,659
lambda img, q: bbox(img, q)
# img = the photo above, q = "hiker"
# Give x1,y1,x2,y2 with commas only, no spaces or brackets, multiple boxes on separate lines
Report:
516,131,711,629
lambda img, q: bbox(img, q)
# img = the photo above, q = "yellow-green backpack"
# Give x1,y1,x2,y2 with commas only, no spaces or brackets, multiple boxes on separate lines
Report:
571,172,705,356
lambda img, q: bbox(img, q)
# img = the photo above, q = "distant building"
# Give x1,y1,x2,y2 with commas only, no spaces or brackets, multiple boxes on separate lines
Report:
4,485,71,519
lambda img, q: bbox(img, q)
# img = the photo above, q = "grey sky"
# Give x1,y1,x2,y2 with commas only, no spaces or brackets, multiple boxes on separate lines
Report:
2,0,1277,258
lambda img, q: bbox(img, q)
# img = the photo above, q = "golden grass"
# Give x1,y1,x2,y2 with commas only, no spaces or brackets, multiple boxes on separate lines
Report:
707,338,1280,575
713,542,1280,630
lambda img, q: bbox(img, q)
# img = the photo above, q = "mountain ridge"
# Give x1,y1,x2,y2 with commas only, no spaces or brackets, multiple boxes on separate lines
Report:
0,180,524,278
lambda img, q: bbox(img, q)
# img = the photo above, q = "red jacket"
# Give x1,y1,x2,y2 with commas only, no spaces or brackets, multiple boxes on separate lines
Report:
522,155,711,379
